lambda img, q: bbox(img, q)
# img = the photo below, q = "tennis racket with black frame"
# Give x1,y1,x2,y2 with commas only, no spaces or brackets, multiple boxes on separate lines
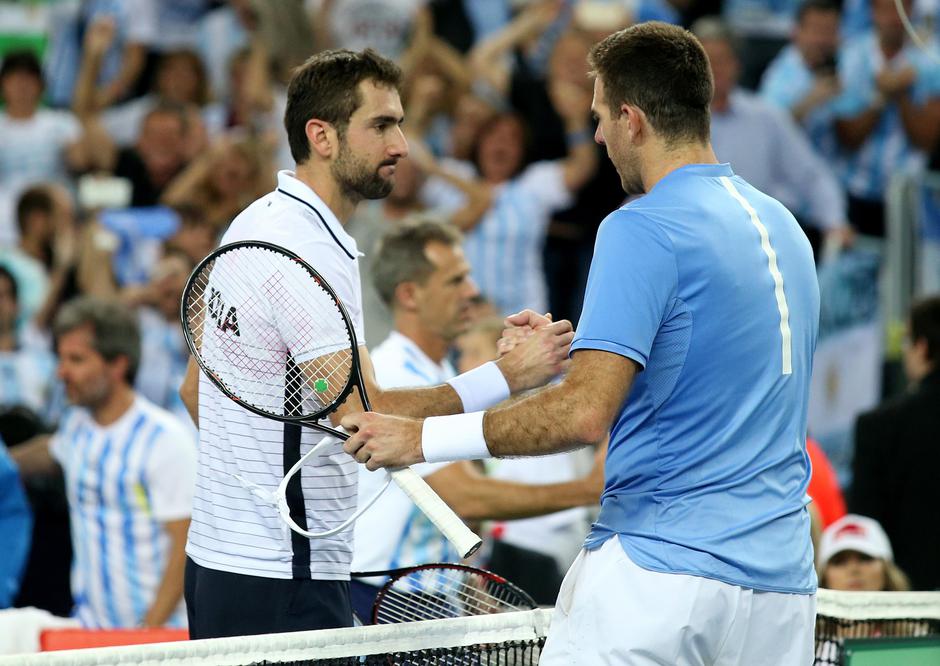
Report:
353,563,538,624
181,240,482,558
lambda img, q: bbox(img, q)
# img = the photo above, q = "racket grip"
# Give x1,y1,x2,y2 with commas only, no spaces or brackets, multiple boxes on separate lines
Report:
389,467,482,558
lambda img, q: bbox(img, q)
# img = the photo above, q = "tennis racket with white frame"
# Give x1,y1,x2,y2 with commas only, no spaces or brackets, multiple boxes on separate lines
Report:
181,240,482,558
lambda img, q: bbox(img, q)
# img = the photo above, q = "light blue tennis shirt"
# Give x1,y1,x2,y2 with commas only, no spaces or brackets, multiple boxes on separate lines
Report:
573,163,820,594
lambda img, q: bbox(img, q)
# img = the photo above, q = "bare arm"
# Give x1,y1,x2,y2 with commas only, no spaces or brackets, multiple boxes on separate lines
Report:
329,321,573,425
406,137,492,232
341,349,636,469
549,80,597,193
97,43,147,109
834,103,885,150
424,442,605,521
142,518,189,627
467,1,560,97
180,357,199,425
898,95,940,151
9,435,57,477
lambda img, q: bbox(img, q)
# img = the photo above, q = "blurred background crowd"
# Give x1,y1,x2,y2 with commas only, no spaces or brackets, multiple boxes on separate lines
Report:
0,0,938,638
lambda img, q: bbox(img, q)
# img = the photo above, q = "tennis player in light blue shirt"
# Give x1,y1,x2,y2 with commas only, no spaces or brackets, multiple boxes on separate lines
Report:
345,22,821,665
578,159,819,594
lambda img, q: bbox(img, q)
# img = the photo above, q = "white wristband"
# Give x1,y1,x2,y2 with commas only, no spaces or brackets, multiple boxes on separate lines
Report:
446,361,510,413
422,412,490,463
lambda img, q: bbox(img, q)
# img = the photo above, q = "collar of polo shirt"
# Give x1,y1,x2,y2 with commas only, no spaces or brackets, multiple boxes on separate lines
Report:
275,170,358,260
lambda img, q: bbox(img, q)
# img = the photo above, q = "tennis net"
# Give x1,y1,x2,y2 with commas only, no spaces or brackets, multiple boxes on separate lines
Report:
815,589,940,666
1,608,553,665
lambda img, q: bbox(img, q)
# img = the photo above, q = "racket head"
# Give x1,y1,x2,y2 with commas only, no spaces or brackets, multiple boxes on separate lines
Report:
180,240,362,423
370,563,538,624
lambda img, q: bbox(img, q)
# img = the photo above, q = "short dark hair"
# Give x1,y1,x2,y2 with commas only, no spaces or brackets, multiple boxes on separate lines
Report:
588,22,712,145
797,0,841,23
0,50,42,83
53,297,141,384
0,264,18,303
372,216,463,307
284,48,403,164
16,185,54,235
910,295,940,363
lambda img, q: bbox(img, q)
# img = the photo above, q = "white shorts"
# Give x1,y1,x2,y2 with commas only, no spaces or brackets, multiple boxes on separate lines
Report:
540,537,815,666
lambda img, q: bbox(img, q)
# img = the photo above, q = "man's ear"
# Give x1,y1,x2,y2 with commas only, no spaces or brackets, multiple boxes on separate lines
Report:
621,104,647,143
305,119,337,159
393,282,419,311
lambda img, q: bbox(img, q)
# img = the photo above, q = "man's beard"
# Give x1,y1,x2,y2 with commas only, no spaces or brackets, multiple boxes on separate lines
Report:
331,141,395,202
618,150,645,197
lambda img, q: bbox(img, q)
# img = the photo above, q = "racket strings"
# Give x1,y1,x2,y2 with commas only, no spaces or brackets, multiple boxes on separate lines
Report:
374,568,534,624
184,244,355,419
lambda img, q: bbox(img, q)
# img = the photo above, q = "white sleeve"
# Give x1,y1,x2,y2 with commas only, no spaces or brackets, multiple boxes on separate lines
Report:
144,419,197,522
56,111,81,145
516,161,574,216
123,0,157,44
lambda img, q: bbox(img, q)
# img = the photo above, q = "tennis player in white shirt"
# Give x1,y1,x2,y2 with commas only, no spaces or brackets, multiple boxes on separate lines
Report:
178,48,576,639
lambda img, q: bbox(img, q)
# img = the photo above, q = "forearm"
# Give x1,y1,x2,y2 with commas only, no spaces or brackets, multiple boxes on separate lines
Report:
10,435,56,477
73,51,105,118
898,96,940,151
483,382,601,458
562,124,598,192
835,105,883,150
143,521,188,627
99,44,146,107
180,358,199,425
428,463,597,521
371,383,464,418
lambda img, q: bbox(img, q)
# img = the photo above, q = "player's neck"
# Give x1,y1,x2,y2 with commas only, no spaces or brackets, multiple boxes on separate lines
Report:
293,163,358,225
91,384,136,427
641,142,719,192
395,319,450,364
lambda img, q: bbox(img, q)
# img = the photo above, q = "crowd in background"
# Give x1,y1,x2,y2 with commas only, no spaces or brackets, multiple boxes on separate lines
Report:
0,0,938,634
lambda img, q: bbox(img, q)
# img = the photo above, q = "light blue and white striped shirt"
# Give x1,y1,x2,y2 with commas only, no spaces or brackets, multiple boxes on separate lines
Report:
463,161,572,316
135,308,191,426
760,44,842,162
50,396,196,628
833,33,940,201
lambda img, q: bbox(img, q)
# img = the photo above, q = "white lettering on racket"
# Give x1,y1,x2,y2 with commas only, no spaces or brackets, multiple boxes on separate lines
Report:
207,286,241,337
720,176,793,375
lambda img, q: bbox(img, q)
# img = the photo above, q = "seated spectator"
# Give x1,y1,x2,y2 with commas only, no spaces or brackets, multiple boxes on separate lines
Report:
851,295,940,591
693,17,853,250
760,0,843,161
0,51,93,244
832,0,940,237
817,514,910,591
0,434,31,609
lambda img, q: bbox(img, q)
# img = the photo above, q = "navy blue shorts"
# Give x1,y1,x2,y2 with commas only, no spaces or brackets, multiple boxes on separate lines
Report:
184,557,353,639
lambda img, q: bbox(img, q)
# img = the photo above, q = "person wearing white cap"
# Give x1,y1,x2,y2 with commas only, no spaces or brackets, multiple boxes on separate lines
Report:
817,514,911,592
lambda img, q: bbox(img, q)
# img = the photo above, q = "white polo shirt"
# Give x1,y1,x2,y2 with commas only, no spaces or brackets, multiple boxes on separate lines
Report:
186,171,366,580
352,332,457,576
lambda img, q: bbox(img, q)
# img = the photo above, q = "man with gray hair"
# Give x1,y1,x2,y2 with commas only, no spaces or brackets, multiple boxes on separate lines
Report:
12,296,196,629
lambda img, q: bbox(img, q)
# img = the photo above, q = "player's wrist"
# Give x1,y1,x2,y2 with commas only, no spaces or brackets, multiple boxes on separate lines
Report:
446,361,511,412
422,412,490,463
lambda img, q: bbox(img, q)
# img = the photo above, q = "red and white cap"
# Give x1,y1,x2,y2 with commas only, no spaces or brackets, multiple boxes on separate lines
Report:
818,514,893,567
